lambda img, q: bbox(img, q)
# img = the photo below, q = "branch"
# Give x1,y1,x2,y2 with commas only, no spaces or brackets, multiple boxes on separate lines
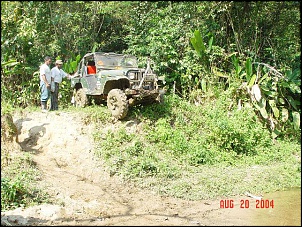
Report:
253,62,283,78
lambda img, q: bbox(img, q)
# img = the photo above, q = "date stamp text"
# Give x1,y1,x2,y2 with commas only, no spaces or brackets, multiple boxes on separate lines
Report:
220,199,274,209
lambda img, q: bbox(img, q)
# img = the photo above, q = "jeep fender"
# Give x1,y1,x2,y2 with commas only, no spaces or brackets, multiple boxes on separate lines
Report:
103,76,130,94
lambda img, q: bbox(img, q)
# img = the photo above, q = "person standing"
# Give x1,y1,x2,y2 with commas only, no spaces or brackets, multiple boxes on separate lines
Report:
50,59,70,111
39,56,52,112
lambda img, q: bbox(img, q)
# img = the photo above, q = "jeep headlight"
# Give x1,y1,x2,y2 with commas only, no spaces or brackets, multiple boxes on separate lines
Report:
128,72,135,80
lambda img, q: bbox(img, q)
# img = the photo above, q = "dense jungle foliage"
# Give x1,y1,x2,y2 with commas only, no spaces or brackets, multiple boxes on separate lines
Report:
1,1,301,211
1,1,301,138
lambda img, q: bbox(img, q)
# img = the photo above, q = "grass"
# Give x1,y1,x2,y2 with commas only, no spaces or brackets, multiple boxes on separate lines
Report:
93,94,301,200
1,92,301,211
135,161,301,200
1,145,52,211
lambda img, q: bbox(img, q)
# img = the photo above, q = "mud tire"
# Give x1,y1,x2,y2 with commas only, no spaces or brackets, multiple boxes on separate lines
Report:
107,89,128,119
74,88,89,108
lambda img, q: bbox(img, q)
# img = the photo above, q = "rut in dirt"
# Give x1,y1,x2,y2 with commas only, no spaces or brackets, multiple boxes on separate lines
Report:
2,111,214,226
12,112,187,222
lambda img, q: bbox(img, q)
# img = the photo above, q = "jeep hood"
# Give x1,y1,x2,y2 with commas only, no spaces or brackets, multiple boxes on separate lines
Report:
98,69,128,77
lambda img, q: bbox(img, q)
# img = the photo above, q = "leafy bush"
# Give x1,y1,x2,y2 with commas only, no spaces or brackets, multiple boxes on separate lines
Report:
1,175,48,211
203,104,272,156
1,176,28,210
94,94,287,179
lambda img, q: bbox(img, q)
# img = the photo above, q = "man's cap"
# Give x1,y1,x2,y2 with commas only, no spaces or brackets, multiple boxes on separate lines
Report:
55,60,63,65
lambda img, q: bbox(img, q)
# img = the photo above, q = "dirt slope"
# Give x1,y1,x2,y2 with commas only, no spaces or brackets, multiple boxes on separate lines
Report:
1,110,270,226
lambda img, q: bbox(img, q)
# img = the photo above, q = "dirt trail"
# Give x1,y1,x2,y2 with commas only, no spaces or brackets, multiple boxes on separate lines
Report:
1,110,265,226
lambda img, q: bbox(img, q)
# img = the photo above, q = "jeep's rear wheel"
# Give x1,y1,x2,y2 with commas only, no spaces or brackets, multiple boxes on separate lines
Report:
107,89,128,119
74,88,88,107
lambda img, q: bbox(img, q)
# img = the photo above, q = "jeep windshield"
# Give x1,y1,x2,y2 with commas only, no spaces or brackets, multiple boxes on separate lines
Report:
94,53,138,68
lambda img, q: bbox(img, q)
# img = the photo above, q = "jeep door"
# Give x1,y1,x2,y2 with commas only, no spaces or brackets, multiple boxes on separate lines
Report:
80,59,98,94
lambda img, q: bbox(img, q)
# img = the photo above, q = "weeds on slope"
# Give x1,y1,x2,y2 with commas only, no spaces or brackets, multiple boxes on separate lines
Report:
93,94,301,200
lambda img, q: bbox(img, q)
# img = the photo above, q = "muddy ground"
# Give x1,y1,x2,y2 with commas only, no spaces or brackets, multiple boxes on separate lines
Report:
1,110,298,226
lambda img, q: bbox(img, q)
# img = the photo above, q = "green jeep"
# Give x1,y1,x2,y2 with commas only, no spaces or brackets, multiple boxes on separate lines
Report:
70,52,165,119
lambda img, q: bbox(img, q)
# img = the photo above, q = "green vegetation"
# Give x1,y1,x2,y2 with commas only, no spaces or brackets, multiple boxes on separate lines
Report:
1,148,51,211
94,94,301,200
1,1,300,209
1,1,300,137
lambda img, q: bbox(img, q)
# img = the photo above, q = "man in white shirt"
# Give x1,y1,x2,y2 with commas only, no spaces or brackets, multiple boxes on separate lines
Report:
50,59,70,111
39,56,52,112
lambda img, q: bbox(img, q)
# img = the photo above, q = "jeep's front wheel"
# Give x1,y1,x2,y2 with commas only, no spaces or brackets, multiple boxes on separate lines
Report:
74,88,88,107
107,89,128,119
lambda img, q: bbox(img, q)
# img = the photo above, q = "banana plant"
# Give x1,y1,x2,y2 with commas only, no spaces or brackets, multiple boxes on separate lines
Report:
190,30,214,95
230,53,242,79
1,59,20,76
231,54,300,137
63,54,81,74
190,30,212,71
248,62,300,137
